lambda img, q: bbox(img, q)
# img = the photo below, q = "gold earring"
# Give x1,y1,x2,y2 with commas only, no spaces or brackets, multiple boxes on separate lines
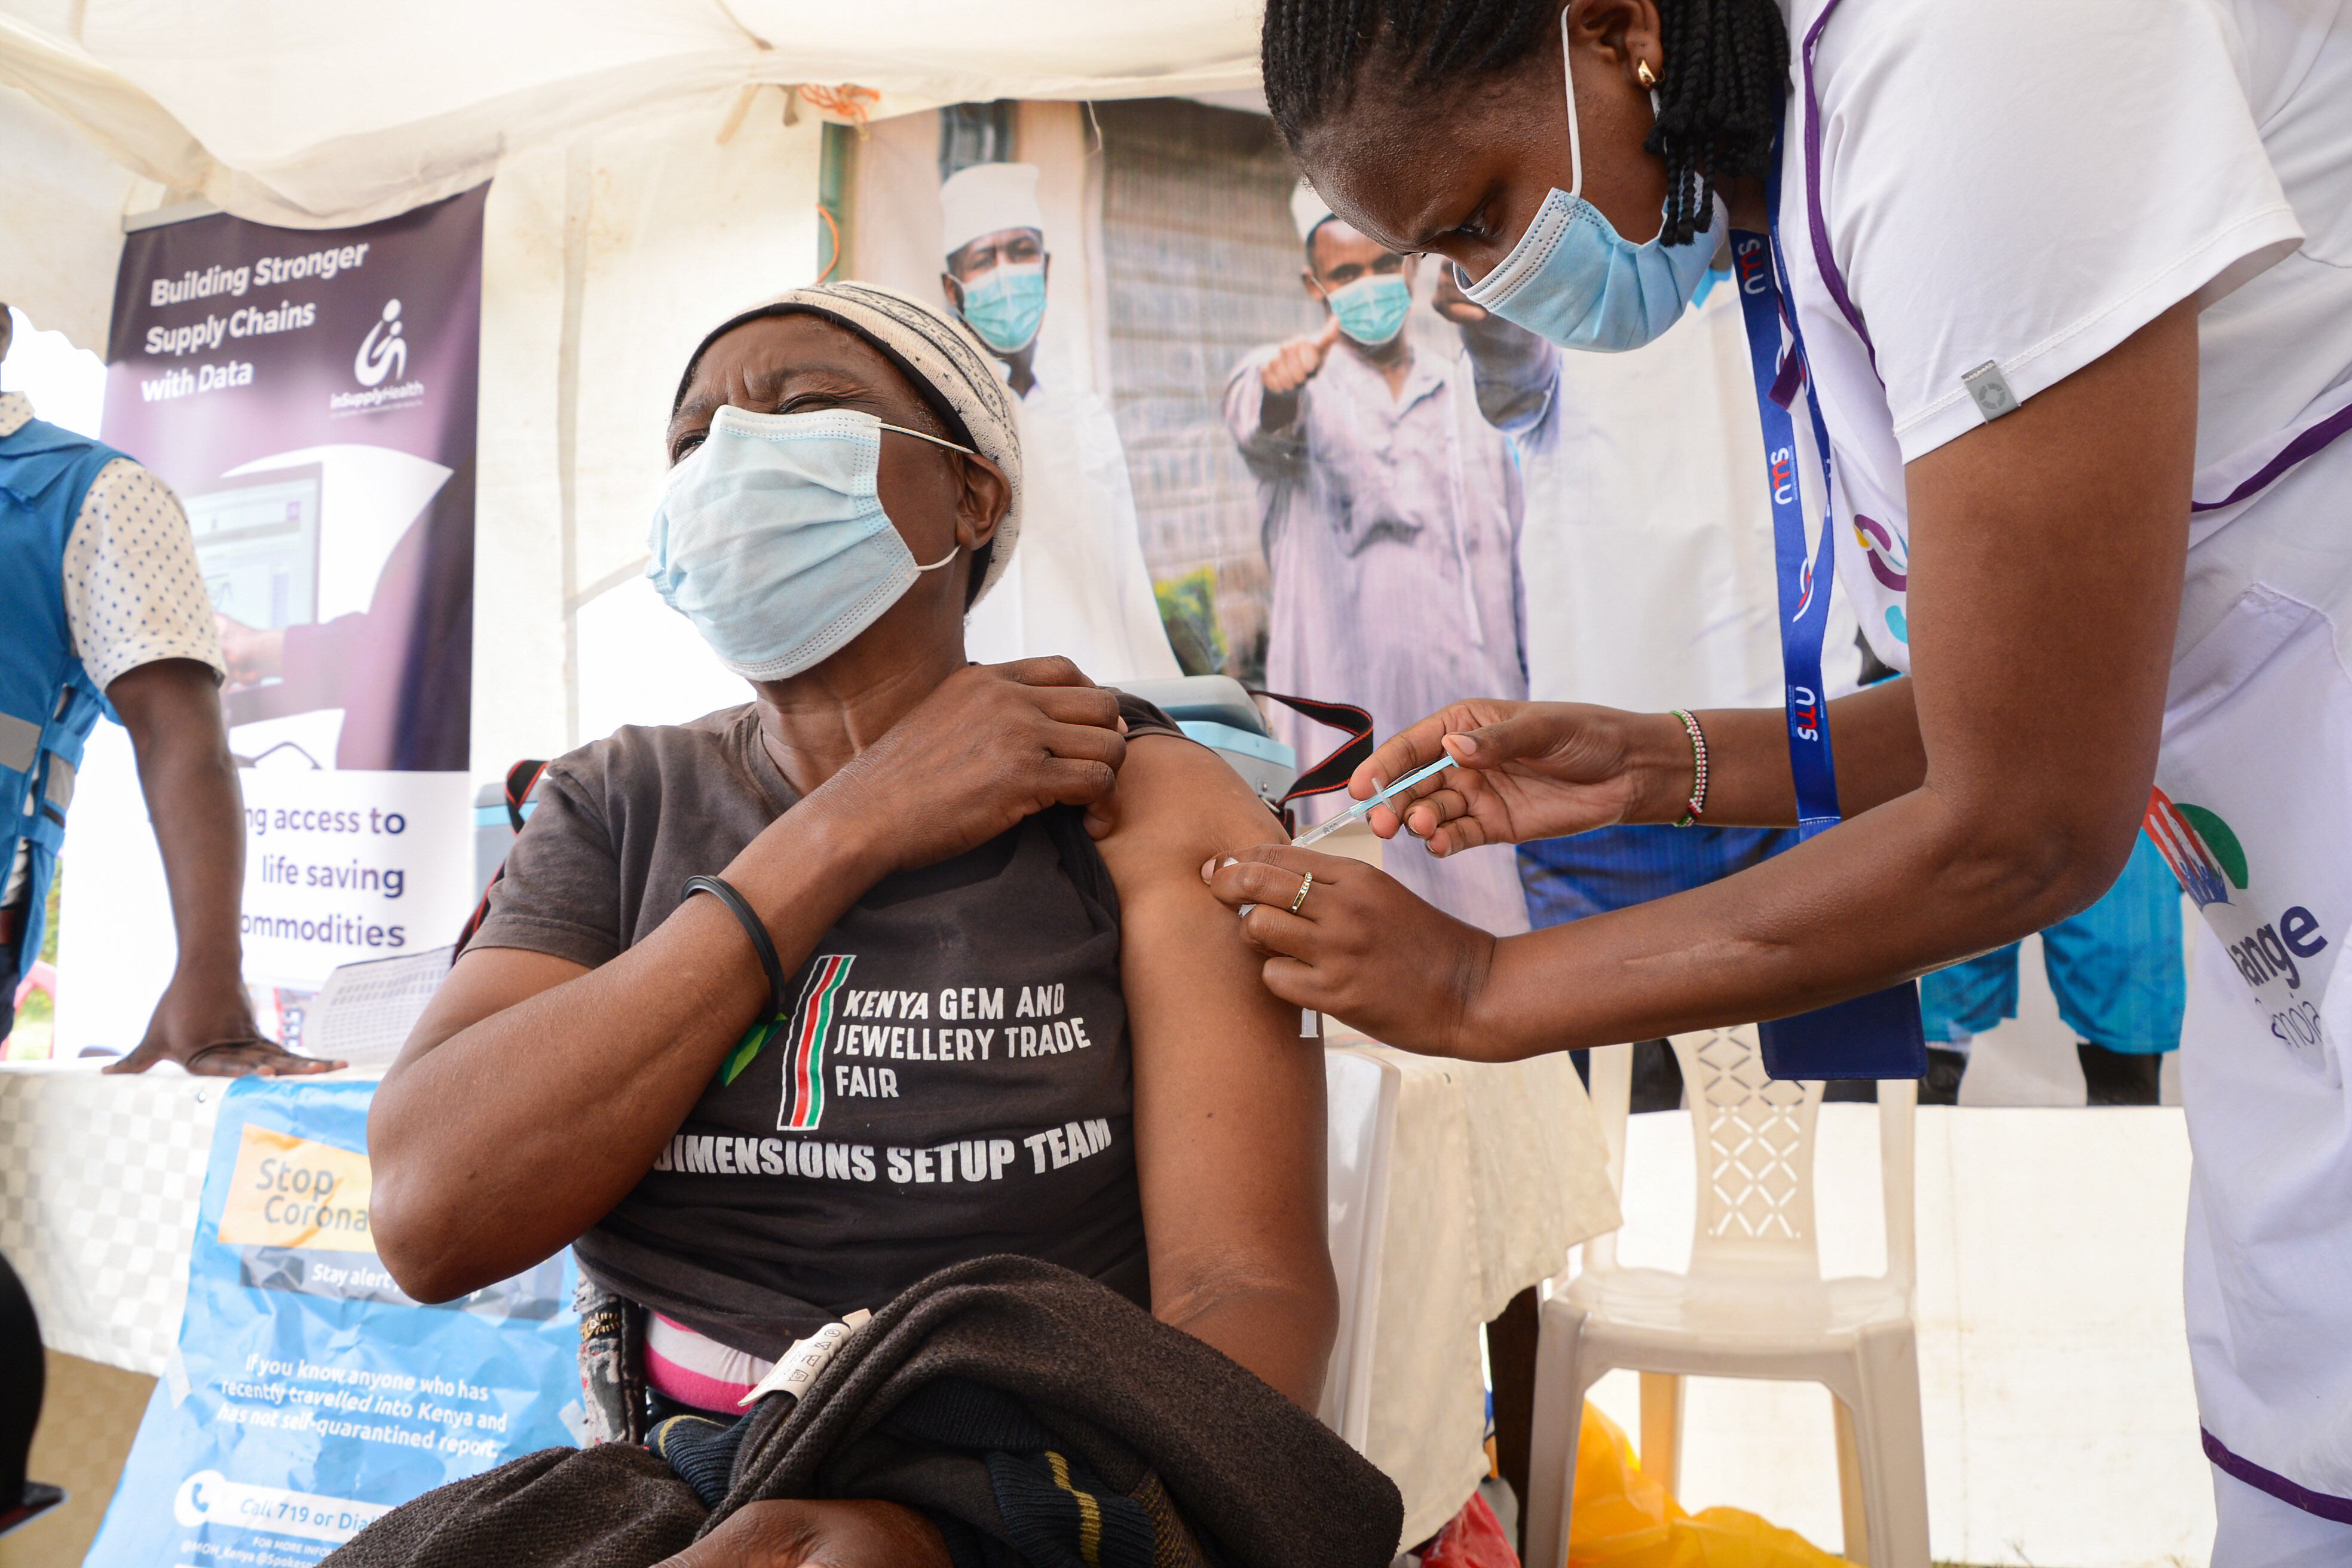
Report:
1636,60,1659,89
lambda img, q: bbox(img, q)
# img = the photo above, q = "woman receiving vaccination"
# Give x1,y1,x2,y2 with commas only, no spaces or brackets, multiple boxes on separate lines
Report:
363,283,1350,1566
1211,1,2352,1558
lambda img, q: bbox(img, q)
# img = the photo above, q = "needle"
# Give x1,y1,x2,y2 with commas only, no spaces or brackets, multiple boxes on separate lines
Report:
1231,754,1463,918
1290,753,1459,848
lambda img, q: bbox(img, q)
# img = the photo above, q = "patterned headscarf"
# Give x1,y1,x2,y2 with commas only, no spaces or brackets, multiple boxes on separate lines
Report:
673,280,1023,604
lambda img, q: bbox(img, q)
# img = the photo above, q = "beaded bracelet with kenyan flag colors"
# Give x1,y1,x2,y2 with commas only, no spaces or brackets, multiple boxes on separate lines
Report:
1670,709,1709,827
683,874,786,1024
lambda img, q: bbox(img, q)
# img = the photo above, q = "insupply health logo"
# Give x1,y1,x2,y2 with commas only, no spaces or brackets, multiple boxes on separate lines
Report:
332,299,425,412
354,299,407,385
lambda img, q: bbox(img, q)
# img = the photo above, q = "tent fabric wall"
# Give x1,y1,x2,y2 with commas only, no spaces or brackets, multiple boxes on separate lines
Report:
0,84,136,350
1017,100,1111,399
471,135,572,780
0,3,206,351
473,91,823,776
850,111,951,310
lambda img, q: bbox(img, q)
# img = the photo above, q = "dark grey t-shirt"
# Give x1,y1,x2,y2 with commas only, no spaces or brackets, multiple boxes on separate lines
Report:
471,696,1180,1359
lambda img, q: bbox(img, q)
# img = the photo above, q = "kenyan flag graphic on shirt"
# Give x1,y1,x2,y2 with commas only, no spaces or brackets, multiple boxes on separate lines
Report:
776,955,855,1132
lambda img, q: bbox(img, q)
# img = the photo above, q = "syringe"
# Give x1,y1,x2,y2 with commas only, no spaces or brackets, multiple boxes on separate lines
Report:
1290,753,1459,849
1231,755,1462,919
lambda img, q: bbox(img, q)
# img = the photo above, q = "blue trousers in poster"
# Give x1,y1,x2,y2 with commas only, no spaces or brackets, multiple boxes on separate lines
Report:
1522,824,2184,1058
1518,823,1805,926
1919,832,2185,1054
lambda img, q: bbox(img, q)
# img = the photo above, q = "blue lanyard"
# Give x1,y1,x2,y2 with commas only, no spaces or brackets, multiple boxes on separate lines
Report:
1726,134,1927,1083
1730,222,1842,831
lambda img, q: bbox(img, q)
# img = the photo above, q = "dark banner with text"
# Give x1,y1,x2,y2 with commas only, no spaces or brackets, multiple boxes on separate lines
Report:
82,189,483,1003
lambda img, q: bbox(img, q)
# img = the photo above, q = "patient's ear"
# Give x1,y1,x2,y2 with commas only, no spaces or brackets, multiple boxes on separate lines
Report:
954,451,1012,552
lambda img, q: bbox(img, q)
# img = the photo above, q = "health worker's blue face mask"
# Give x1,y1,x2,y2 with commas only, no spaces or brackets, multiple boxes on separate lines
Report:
1323,272,1411,346
1455,10,1723,353
956,261,1048,354
648,405,970,682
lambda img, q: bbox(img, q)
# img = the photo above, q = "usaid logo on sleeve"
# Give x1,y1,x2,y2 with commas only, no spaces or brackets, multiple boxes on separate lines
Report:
329,299,426,412
2146,786,2334,1067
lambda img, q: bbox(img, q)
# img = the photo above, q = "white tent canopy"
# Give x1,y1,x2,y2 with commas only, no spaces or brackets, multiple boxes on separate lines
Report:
0,0,1262,348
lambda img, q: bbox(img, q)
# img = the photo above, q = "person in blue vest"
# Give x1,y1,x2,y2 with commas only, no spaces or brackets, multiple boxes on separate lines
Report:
0,305,330,1076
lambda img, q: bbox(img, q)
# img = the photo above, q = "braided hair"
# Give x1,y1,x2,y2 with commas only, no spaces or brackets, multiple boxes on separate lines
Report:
1262,0,1787,246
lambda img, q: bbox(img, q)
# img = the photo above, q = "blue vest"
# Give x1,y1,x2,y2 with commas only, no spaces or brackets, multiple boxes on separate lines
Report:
0,415,125,1034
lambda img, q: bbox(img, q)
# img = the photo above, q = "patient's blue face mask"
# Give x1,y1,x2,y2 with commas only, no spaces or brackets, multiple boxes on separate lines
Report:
648,406,970,682
956,261,1048,354
1322,272,1412,346
1454,9,1723,353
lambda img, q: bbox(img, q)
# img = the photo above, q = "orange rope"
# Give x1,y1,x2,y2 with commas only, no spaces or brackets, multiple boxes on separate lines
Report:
816,204,843,283
797,83,880,132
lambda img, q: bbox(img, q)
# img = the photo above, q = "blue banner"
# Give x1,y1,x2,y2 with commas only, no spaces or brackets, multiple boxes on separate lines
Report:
85,1078,579,1567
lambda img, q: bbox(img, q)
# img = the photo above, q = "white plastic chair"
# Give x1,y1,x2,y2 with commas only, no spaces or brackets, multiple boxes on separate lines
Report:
1317,1043,1402,1446
1521,1027,1927,1568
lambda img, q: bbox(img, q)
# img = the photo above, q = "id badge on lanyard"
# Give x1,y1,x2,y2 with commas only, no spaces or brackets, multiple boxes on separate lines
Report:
1726,143,1926,1082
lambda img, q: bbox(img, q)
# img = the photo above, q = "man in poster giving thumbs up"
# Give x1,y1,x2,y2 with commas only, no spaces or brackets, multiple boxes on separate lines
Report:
1222,185,1530,935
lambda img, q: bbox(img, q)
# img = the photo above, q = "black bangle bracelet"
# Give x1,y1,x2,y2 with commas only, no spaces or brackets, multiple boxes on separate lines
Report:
682,874,786,1021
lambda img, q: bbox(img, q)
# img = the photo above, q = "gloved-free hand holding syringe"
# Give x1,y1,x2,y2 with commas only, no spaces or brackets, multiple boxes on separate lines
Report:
1291,754,1458,849
1234,754,1457,916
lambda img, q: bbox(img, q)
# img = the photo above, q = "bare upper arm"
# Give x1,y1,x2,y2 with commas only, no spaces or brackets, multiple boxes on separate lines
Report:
1092,736,1330,1310
105,658,223,745
1903,298,2197,898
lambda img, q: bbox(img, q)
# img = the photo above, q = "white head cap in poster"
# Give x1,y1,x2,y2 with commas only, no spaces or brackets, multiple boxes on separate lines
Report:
1290,180,1336,246
941,163,1045,258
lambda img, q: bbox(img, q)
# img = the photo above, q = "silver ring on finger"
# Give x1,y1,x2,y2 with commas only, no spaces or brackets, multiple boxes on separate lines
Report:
1288,872,1315,914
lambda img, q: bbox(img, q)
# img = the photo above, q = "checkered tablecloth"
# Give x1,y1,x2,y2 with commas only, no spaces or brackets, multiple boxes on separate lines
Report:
0,1067,398,1377
0,1066,230,1375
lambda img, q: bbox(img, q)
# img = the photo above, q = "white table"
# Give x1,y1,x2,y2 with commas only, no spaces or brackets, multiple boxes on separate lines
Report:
1321,1035,1621,1545
1,1048,1620,1549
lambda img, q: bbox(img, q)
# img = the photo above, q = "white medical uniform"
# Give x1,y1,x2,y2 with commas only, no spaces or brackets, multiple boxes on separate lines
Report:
1490,282,1859,712
961,367,1181,685
1777,0,2352,1552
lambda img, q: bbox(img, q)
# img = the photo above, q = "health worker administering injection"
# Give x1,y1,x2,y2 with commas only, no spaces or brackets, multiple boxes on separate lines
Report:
1212,1,2352,1557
